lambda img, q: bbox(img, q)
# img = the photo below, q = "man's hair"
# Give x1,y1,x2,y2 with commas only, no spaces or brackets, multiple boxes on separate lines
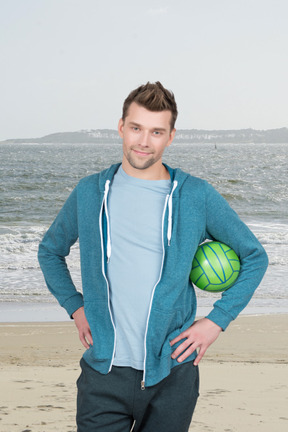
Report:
122,81,178,130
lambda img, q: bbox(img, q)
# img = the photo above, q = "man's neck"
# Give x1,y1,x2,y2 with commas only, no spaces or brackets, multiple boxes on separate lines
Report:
121,160,170,181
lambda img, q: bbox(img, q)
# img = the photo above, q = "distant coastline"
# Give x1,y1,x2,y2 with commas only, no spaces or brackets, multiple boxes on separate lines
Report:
1,127,288,144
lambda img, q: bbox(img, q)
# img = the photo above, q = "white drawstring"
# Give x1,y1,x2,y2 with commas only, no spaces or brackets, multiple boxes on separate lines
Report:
167,180,178,246
104,180,111,262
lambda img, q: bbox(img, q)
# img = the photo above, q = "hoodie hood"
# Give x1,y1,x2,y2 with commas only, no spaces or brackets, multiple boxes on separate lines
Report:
99,162,192,193
100,163,192,260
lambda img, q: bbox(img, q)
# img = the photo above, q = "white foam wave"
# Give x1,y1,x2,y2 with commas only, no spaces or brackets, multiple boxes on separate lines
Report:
0,224,80,270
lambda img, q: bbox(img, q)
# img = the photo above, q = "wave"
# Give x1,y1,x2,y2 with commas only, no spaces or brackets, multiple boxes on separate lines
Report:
0,220,287,272
0,224,80,270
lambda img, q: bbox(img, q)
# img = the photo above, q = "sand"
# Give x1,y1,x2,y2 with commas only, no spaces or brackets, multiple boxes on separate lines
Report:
0,314,287,432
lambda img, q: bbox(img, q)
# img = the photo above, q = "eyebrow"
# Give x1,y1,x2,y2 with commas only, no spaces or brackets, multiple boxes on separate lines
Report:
128,121,167,132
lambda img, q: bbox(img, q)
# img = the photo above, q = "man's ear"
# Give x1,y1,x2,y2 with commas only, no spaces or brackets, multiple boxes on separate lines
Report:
167,128,176,147
118,118,124,138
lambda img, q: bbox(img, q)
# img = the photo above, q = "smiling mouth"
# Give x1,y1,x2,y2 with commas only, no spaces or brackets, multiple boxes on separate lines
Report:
132,149,152,156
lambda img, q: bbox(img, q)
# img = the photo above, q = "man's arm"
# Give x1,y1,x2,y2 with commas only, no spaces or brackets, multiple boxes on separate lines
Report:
170,181,268,365
38,186,84,317
201,181,268,331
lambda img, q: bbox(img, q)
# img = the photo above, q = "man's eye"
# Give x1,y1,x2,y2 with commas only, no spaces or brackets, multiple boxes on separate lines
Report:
153,131,161,135
132,127,139,131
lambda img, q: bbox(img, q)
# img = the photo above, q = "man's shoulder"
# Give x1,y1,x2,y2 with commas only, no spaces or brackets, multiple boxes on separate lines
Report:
172,166,208,188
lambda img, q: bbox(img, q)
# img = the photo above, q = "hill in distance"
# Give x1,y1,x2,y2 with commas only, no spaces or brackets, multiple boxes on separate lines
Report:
2,127,288,144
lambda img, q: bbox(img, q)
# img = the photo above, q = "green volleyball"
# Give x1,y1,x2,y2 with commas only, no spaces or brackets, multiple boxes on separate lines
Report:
190,241,240,292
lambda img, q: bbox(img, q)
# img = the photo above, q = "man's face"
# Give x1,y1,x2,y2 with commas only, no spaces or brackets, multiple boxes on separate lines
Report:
118,102,175,178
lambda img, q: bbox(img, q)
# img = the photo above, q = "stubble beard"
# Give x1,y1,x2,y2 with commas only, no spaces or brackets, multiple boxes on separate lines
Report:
125,150,159,171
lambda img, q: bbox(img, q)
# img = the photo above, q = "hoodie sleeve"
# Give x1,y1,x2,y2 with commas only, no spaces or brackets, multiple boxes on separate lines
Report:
38,186,84,317
203,182,268,330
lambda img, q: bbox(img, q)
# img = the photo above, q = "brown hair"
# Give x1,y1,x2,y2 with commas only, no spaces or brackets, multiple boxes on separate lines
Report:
122,81,178,130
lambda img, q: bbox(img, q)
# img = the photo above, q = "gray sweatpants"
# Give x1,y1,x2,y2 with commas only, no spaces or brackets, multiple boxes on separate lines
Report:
77,358,199,432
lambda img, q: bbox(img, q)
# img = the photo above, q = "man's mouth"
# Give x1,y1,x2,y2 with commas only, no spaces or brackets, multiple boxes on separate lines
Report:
132,149,152,156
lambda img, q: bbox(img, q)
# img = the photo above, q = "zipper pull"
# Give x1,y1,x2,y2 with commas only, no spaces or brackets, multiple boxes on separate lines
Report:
141,380,145,391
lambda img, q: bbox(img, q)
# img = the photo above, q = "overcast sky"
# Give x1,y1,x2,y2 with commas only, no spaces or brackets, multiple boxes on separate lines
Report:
1,0,287,140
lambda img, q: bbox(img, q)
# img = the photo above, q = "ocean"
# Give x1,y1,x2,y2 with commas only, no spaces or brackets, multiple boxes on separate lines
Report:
0,142,287,321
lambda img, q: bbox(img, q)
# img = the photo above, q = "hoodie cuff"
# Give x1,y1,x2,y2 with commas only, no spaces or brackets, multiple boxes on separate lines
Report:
205,306,235,331
62,293,84,318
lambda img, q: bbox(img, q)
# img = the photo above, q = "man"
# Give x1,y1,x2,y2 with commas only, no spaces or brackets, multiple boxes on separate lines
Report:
38,82,268,432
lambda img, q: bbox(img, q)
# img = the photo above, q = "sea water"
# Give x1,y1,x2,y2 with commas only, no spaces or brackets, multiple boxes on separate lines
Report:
0,142,287,321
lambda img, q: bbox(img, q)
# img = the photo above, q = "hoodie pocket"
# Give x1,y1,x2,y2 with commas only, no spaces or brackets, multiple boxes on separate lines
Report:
84,300,115,361
149,309,182,358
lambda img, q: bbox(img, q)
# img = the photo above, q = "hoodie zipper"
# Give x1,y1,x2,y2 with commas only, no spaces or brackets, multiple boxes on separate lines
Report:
99,180,116,372
100,176,178,385
141,180,178,389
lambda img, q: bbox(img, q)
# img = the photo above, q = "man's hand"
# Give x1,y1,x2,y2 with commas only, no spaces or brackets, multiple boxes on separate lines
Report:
72,306,93,349
170,318,222,366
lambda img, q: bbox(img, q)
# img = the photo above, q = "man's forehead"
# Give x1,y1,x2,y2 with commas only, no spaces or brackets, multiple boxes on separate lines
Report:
125,102,172,128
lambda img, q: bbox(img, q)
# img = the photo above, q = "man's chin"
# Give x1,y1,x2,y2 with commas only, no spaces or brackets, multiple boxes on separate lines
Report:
127,156,155,171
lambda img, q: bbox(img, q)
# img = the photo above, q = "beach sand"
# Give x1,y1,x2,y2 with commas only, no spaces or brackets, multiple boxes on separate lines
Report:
0,314,287,432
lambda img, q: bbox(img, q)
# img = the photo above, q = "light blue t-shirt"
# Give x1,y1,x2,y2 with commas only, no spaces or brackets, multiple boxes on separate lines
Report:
107,166,171,370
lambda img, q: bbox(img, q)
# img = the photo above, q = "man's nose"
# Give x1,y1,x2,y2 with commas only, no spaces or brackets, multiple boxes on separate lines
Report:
139,130,150,147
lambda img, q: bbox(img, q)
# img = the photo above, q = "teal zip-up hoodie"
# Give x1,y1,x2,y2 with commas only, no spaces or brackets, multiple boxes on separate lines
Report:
38,163,268,387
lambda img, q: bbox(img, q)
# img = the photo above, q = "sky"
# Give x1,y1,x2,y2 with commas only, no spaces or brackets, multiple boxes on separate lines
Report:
1,0,288,140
